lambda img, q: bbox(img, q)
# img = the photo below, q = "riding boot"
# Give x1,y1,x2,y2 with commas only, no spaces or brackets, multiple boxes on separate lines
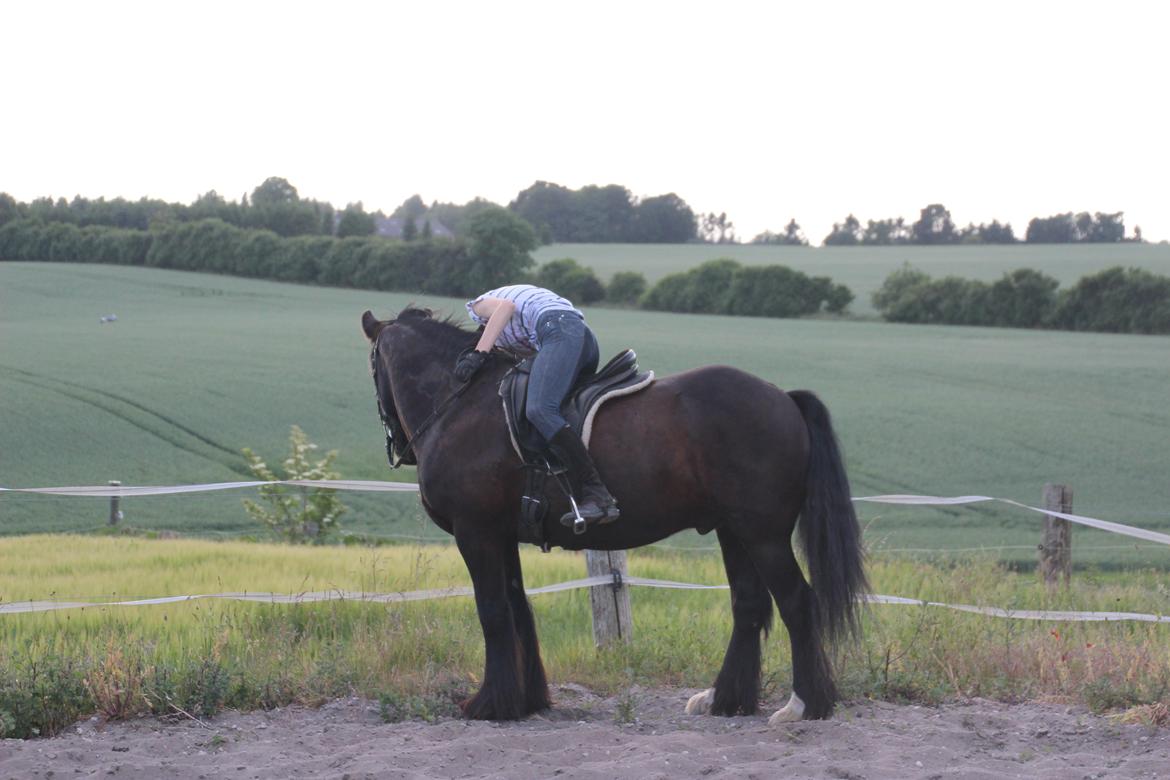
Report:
547,425,620,528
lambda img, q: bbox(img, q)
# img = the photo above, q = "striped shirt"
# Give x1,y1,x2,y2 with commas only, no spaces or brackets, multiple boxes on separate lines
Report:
466,284,581,353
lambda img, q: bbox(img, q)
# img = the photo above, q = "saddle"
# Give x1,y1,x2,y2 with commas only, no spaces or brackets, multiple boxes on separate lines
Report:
498,349,654,546
500,349,654,463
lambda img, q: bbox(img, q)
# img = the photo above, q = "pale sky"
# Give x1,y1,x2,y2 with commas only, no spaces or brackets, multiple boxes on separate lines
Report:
3,0,1167,242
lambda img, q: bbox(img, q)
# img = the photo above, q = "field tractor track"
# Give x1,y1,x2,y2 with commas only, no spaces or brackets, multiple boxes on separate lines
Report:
0,365,251,477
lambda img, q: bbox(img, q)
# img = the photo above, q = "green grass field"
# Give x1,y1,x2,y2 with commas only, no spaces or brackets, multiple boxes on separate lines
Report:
1,261,1169,567
535,242,1170,316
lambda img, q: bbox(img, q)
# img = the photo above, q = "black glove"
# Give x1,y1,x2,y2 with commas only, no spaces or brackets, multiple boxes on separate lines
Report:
454,350,489,383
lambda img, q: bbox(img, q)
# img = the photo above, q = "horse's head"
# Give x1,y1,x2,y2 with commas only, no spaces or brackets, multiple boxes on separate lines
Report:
361,307,481,468
361,309,419,467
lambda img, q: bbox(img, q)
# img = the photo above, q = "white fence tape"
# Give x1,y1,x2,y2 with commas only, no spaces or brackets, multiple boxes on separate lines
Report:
0,479,420,498
3,481,1166,548
854,494,1170,547
2,575,1167,624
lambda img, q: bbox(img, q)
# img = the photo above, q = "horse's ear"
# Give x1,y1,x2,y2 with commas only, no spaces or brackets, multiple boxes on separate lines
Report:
361,310,383,342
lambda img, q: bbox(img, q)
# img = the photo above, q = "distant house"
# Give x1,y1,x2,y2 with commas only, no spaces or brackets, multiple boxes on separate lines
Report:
374,215,455,239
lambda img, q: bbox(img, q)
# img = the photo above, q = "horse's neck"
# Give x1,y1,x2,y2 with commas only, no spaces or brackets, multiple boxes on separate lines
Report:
391,368,443,429
387,336,460,432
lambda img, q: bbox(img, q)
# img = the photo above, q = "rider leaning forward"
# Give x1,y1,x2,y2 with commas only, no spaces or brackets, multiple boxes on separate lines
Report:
453,284,620,526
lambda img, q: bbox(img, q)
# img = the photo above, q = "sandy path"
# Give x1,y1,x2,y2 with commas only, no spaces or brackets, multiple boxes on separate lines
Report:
1,686,1166,779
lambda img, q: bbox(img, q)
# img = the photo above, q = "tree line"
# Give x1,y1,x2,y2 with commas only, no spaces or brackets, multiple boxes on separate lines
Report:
0,183,1144,247
0,207,540,297
2,211,1166,333
0,209,851,320
812,204,1138,246
0,179,504,243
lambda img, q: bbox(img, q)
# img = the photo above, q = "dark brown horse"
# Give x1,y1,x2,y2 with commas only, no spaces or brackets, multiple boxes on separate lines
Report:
362,306,866,725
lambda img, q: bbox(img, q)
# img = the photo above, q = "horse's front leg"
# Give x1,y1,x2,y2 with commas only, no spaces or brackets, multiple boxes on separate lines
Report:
504,542,551,714
455,527,527,720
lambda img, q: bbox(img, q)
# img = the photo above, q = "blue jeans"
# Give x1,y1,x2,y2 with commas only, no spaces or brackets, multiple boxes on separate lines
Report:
527,310,599,442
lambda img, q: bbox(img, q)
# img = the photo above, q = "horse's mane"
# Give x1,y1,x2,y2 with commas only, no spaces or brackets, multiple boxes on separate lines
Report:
395,306,479,355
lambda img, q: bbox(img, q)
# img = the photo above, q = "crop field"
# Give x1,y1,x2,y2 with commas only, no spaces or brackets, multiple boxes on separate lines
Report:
1,261,1169,568
534,242,1170,316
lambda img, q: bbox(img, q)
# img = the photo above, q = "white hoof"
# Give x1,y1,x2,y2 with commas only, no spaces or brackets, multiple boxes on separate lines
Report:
685,688,715,715
767,692,806,726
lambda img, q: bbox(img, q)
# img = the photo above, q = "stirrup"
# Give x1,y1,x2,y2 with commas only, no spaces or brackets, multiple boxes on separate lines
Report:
565,496,587,535
559,498,615,534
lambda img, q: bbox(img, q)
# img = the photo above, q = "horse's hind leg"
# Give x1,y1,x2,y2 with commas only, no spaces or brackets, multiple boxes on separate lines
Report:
748,538,837,721
686,527,772,716
503,542,551,714
455,529,527,720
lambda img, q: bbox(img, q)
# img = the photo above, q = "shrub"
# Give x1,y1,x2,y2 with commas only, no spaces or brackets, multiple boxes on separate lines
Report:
1049,266,1170,334
241,426,346,543
726,265,822,317
419,239,476,296
274,235,332,283
679,259,740,313
823,280,855,313
986,268,1060,328
606,271,647,305
642,259,851,318
872,264,1170,333
873,266,991,325
640,270,692,311
871,264,931,313
534,258,605,304
0,652,90,738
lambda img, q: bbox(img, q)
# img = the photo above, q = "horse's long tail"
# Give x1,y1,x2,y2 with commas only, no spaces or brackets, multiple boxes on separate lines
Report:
788,390,868,644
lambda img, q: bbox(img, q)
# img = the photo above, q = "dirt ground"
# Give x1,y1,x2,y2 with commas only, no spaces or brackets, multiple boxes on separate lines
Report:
2,686,1167,779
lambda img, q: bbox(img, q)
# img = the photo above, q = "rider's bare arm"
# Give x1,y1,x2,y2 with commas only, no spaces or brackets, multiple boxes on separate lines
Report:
471,297,515,352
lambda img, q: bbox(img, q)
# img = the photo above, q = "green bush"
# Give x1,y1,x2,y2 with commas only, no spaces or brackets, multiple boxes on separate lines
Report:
727,265,824,318
606,271,647,305
823,280,855,313
274,235,332,283
640,270,692,311
871,264,931,313
986,268,1060,328
1050,267,1170,334
642,259,852,318
534,258,605,304
869,264,1170,334
0,652,90,738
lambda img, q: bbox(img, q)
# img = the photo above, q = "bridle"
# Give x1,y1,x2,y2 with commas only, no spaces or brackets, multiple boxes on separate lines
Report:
369,328,475,470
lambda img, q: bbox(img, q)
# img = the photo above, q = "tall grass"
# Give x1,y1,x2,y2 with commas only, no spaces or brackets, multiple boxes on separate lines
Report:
1,537,1166,737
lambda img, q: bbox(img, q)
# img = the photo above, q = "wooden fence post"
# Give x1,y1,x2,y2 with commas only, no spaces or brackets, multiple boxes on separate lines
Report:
585,549,633,646
1039,483,1072,587
108,480,122,526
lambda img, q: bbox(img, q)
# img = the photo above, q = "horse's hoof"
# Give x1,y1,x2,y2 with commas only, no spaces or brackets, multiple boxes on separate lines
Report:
767,692,806,725
685,688,715,715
